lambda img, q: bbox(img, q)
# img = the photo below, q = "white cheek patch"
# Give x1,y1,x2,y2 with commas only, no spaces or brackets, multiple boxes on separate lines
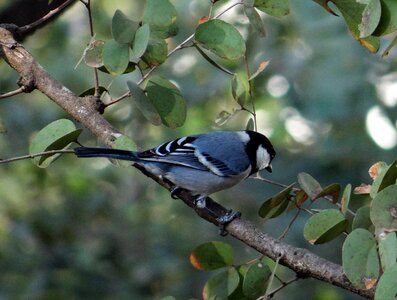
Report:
256,145,270,170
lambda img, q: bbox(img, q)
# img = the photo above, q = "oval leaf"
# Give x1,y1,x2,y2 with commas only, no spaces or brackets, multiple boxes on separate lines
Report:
195,19,246,60
145,76,186,128
374,264,397,300
244,6,266,37
102,40,129,75
84,39,104,68
143,0,178,39
203,267,240,300
127,81,161,126
29,119,81,168
341,184,352,214
110,134,137,168
378,232,397,272
304,209,347,244
370,184,397,231
316,183,341,202
358,0,381,38
259,183,294,219
231,73,249,107
112,9,138,44
143,37,168,66
342,228,380,289
242,261,271,298
254,0,290,17
352,206,374,232
131,24,150,59
190,241,234,271
297,172,322,200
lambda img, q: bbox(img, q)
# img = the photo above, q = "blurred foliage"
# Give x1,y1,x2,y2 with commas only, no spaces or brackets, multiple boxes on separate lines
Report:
1,0,397,299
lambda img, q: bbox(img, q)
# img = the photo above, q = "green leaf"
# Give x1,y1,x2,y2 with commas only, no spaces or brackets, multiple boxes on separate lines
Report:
203,268,240,299
259,183,294,219
190,241,234,271
131,24,150,59
195,19,246,60
102,40,129,75
231,73,249,107
98,62,135,75
106,135,137,168
374,264,397,300
194,44,234,75
145,76,186,128
315,183,341,202
160,297,176,300
143,0,178,39
242,260,271,298
352,206,374,232
142,37,168,66
341,184,352,214
254,0,290,17
370,184,397,231
342,228,380,289
84,39,104,68
79,86,107,97
378,232,397,272
126,81,161,126
29,119,82,168
358,0,381,38
244,6,266,37
111,9,138,44
332,0,380,53
297,172,322,200
373,0,397,36
304,209,348,244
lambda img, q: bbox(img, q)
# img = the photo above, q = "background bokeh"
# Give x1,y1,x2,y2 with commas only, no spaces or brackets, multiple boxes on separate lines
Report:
0,0,396,299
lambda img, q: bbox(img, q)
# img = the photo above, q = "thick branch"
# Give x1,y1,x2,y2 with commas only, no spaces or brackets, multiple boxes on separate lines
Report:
0,26,118,145
0,26,374,299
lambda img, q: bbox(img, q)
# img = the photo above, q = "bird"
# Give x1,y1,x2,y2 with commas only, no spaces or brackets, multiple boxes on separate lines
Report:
74,130,275,224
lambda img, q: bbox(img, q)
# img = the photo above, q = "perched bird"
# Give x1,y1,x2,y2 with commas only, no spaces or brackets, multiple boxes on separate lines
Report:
74,130,275,223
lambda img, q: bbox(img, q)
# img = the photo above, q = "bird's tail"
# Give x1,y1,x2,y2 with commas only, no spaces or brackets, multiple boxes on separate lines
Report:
74,147,138,161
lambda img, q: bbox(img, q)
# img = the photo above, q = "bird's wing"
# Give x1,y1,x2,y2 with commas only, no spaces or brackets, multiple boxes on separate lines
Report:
137,135,241,177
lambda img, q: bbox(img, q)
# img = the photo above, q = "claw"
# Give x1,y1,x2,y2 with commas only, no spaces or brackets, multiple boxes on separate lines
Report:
194,195,207,208
216,210,242,235
170,186,182,199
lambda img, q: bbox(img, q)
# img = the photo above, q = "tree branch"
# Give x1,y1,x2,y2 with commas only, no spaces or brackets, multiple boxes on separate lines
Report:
0,25,374,299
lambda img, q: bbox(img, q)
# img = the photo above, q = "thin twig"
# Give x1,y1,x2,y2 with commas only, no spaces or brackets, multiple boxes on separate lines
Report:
265,277,300,299
244,54,257,131
19,0,77,34
278,208,302,240
82,0,101,98
0,149,75,164
0,87,25,99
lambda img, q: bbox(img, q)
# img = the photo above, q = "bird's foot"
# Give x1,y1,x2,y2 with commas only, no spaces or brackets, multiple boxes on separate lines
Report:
170,186,182,199
194,195,207,208
217,210,242,236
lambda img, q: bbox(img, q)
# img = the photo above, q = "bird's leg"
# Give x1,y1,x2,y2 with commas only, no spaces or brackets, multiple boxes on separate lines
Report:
194,195,241,235
170,186,183,199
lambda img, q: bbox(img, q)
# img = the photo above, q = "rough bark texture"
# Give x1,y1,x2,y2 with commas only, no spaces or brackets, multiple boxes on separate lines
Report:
0,26,375,299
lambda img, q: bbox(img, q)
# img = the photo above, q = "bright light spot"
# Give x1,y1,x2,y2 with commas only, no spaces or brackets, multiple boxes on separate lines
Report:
281,107,315,145
267,75,290,98
366,106,397,149
376,73,397,107
172,53,198,76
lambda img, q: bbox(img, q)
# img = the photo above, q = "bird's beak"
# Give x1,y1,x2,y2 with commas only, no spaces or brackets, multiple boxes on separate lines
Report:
265,164,272,173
